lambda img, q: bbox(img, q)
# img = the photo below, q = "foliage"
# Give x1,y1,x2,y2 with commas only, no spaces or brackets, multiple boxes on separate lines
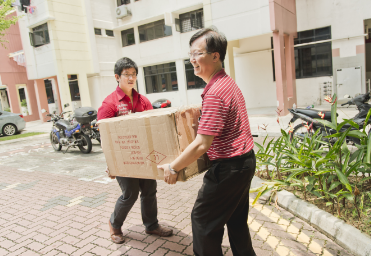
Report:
0,0,19,48
4,107,11,112
21,99,27,107
252,95,371,234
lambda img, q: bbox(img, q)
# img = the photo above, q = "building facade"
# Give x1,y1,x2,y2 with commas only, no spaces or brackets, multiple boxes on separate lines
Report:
14,0,371,119
0,12,39,122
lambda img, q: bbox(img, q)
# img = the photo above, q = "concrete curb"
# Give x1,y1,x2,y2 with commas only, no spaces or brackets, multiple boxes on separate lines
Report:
0,133,49,145
251,176,371,256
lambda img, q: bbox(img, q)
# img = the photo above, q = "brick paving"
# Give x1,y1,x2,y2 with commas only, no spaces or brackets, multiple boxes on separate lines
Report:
0,137,353,255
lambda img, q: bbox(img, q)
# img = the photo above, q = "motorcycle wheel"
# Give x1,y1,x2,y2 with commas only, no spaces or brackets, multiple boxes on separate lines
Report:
77,134,92,153
290,123,315,142
50,132,62,151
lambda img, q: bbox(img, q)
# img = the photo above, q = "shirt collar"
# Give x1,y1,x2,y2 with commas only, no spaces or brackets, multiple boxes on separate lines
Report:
201,69,227,99
115,86,139,101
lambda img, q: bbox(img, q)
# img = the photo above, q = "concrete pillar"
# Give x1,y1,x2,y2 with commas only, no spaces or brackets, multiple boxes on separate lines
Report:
50,76,62,114
269,0,297,115
34,79,50,122
285,34,297,104
224,40,239,81
273,32,289,112
56,72,73,112
78,73,92,107
7,85,20,114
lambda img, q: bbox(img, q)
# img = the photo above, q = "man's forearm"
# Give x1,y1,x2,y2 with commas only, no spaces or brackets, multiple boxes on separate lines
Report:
171,135,213,171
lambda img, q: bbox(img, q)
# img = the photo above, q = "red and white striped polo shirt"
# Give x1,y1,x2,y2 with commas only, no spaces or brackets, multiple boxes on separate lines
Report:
197,69,254,160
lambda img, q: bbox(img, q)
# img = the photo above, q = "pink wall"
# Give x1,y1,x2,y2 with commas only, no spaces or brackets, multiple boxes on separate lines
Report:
0,13,39,122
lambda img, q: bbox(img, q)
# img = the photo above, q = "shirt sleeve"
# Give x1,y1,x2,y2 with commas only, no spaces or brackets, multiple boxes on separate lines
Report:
141,96,153,110
197,94,227,136
97,101,116,121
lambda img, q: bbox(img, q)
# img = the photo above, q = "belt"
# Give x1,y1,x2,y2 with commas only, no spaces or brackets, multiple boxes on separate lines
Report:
213,150,254,163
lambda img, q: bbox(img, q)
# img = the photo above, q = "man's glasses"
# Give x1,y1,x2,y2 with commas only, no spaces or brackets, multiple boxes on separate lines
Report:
121,73,137,78
188,52,212,59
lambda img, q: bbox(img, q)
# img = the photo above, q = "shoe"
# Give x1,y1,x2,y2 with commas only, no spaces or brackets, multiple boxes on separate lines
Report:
145,225,173,237
108,220,125,244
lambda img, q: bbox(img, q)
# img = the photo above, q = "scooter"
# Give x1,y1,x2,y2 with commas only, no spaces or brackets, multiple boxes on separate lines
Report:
288,93,371,145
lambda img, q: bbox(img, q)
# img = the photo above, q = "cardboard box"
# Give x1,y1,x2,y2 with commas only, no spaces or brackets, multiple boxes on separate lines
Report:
98,106,210,181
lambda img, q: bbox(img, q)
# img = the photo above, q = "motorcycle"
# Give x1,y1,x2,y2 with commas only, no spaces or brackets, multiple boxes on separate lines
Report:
90,119,100,143
43,106,96,153
69,107,99,144
288,93,371,145
152,98,171,109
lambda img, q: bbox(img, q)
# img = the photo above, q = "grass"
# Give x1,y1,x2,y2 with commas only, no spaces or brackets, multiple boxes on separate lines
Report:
0,132,46,141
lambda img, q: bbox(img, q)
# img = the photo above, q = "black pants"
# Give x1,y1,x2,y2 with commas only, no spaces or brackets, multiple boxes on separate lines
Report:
110,177,159,231
191,151,256,256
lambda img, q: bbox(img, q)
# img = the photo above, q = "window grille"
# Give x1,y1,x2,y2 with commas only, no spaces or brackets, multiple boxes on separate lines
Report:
143,63,178,94
179,9,204,33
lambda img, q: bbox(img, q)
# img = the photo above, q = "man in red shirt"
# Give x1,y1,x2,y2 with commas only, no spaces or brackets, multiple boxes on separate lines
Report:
158,28,256,255
98,57,173,244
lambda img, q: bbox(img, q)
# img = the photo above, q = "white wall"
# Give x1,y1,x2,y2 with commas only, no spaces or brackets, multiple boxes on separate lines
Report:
296,77,333,107
234,34,277,109
210,0,271,41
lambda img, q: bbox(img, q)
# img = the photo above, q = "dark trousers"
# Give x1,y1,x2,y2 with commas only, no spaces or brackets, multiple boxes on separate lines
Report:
110,177,159,231
191,151,256,256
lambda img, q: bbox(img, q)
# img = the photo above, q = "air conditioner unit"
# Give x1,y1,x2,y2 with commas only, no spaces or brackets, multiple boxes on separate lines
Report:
116,5,131,19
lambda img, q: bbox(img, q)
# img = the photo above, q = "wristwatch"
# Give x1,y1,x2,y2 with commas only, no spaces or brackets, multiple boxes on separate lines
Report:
168,164,178,175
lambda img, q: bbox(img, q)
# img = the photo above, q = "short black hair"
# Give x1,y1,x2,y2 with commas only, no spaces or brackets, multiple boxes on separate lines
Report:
189,26,227,62
114,57,138,76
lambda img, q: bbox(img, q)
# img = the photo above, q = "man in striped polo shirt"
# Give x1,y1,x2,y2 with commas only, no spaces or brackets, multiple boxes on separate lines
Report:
158,27,256,256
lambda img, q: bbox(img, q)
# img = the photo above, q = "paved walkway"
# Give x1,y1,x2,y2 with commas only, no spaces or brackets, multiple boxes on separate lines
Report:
0,137,353,256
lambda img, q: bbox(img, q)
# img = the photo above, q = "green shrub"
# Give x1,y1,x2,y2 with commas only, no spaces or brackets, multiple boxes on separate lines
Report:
21,99,27,107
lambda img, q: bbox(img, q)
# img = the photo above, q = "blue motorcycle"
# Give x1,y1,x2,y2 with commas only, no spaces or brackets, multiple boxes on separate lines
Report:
44,107,97,154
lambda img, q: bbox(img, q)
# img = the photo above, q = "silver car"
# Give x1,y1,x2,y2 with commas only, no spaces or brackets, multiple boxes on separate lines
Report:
0,111,26,136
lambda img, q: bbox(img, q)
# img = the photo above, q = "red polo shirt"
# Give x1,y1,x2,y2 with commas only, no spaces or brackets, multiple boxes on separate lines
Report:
97,86,153,120
197,69,254,160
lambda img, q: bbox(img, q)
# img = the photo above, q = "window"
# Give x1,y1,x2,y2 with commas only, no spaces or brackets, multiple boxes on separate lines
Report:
29,23,50,47
121,28,135,47
117,0,130,6
184,60,206,89
44,80,55,104
19,88,26,102
139,20,172,43
68,75,80,101
294,27,332,78
144,63,178,94
94,28,102,35
106,30,114,37
179,9,204,33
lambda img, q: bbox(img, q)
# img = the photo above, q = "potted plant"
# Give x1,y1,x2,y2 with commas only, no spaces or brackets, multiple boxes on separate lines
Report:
21,99,28,116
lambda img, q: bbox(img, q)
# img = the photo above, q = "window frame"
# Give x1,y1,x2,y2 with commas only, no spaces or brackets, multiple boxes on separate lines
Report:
138,19,172,43
121,28,135,47
117,0,130,7
106,30,114,37
29,23,50,48
94,28,102,35
294,26,333,79
179,9,204,33
143,62,178,94
184,59,206,90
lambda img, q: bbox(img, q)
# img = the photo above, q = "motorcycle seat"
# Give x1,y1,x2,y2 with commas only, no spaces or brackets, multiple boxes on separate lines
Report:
56,120,79,131
294,108,332,120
